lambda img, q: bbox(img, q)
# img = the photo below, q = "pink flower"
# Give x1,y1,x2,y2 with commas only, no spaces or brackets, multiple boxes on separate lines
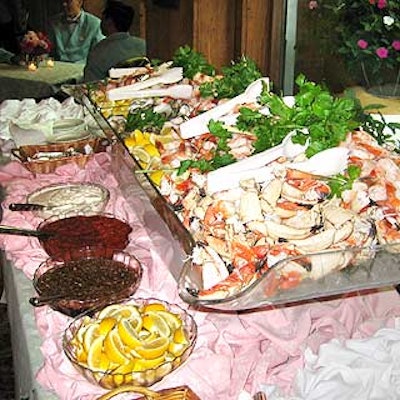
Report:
357,39,369,49
377,0,387,9
369,0,376,3
309,1,318,10
393,41,400,51
376,47,389,58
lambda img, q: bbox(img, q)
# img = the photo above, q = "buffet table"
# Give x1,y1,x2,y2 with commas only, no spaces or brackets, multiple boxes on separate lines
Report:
1,147,400,400
0,62,84,102
2,96,400,400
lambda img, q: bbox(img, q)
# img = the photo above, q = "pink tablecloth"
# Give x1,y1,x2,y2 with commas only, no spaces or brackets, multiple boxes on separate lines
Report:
1,151,400,400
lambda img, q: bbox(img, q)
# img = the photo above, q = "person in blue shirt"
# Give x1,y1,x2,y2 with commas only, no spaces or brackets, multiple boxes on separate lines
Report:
83,0,146,82
49,0,105,64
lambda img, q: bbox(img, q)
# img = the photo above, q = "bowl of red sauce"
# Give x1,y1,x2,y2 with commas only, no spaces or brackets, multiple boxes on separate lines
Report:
37,213,132,261
32,250,143,317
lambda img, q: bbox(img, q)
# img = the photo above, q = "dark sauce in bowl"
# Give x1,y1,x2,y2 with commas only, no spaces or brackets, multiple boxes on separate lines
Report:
34,252,142,317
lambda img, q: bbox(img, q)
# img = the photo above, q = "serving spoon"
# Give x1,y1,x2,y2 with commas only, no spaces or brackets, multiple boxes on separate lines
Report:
107,83,193,101
206,146,349,194
29,293,73,307
206,132,308,194
179,77,270,139
109,67,183,93
0,225,54,238
29,292,88,307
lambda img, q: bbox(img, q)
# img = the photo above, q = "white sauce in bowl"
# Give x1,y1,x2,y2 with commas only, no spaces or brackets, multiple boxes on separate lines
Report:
27,183,110,218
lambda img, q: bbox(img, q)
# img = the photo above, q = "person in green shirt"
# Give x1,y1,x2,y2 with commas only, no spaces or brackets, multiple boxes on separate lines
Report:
83,0,146,82
49,0,105,64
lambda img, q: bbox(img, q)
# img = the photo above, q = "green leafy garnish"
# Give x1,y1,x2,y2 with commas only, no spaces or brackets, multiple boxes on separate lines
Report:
125,106,167,133
172,45,215,80
177,120,235,175
255,74,361,158
328,164,361,198
199,56,262,99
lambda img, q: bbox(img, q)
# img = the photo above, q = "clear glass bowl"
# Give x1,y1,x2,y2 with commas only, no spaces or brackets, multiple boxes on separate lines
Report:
27,182,110,219
33,250,142,317
63,298,197,389
37,212,132,261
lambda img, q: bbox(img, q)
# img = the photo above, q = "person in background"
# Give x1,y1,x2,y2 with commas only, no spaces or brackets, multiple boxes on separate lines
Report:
83,0,146,82
0,0,28,55
48,0,104,64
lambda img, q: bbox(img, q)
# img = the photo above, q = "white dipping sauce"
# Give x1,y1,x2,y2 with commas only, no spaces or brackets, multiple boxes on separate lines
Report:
27,183,110,218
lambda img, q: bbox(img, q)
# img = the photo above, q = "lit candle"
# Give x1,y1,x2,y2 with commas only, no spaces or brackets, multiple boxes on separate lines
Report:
46,58,54,68
27,61,37,71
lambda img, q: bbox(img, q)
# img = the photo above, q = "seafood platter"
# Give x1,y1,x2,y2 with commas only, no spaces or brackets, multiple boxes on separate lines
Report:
76,47,400,311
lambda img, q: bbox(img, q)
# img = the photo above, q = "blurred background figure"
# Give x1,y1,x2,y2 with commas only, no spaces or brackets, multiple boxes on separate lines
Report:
83,0,146,82
0,0,28,56
48,0,104,64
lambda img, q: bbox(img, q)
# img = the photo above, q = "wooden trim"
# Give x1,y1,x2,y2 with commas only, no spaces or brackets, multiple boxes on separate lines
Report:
138,0,146,39
193,0,236,71
240,0,270,74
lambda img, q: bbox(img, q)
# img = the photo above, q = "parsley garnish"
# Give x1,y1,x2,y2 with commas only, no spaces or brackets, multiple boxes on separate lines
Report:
172,45,215,80
199,56,262,99
254,74,361,158
177,120,235,175
125,106,167,133
328,164,361,198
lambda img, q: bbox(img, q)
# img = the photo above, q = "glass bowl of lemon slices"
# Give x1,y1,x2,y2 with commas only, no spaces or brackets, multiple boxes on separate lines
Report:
62,298,197,389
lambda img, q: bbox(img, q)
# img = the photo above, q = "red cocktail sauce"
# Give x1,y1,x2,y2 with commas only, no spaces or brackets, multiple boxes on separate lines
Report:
39,215,132,260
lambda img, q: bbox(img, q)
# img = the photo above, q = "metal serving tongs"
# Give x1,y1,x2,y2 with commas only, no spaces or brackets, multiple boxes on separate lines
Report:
0,225,53,238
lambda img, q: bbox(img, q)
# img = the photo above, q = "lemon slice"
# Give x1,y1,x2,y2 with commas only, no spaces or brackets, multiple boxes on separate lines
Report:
173,326,188,344
157,310,183,331
124,136,137,148
132,147,151,166
98,317,118,337
133,355,166,371
149,170,164,186
97,304,141,321
168,342,188,357
117,319,144,348
133,130,149,146
142,303,167,313
87,336,109,371
104,329,130,364
142,311,171,338
83,323,100,353
135,336,170,360
144,143,160,158
112,360,136,385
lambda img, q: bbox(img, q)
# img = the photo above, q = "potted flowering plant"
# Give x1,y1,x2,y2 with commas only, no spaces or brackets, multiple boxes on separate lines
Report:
20,30,52,67
309,0,400,97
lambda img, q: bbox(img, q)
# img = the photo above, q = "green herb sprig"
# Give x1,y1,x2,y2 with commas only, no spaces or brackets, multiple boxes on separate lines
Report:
177,120,235,175
199,56,262,99
328,164,361,198
254,74,361,158
125,106,167,133
172,45,215,80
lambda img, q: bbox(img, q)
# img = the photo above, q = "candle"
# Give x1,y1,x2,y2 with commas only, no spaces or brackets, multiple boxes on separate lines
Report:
27,61,37,71
46,58,54,68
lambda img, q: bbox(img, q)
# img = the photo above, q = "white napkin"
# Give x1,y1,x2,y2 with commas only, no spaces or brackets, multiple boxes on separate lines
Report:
0,96,86,143
9,119,53,146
